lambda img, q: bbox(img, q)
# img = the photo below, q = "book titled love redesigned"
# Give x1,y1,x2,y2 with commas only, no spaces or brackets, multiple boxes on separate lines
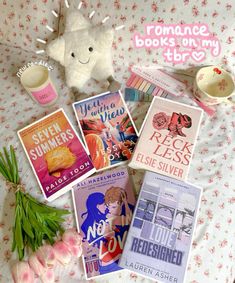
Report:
129,97,203,181
18,109,95,201
119,171,202,283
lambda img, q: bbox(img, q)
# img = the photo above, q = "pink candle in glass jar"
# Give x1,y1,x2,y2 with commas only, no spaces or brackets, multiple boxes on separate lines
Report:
20,65,58,106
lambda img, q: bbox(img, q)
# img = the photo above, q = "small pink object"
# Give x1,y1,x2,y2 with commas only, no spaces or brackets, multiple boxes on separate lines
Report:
40,268,55,283
11,261,35,283
126,73,136,87
62,228,82,247
152,87,160,96
193,98,216,116
31,83,57,105
62,228,83,257
152,112,170,130
28,254,45,276
53,241,72,265
68,244,83,257
35,245,56,269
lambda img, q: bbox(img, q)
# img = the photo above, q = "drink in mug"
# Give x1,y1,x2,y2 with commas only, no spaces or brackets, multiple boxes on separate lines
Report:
193,65,235,106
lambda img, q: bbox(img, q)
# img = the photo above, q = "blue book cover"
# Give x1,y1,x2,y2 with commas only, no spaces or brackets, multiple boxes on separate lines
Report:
72,167,136,279
119,171,201,283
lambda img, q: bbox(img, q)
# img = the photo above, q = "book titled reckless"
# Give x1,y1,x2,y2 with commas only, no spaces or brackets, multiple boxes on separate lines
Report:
129,97,203,181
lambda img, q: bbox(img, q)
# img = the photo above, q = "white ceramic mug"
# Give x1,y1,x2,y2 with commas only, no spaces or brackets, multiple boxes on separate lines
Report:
193,66,235,105
20,65,58,106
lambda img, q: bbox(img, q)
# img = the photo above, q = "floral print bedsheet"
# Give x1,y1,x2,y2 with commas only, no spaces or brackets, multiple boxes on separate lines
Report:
1,1,235,282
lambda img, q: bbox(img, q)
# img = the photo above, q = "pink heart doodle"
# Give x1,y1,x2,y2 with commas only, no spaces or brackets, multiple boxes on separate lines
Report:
191,51,206,62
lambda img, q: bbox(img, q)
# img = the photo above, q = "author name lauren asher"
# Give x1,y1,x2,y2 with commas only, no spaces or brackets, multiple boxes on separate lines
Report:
124,260,178,283
135,152,183,179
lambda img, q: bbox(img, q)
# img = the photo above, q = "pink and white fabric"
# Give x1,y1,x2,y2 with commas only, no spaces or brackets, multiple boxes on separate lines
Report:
0,1,235,283
0,0,59,52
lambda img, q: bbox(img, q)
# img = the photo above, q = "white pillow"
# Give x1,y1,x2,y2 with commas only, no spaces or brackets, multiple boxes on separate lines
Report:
0,0,60,52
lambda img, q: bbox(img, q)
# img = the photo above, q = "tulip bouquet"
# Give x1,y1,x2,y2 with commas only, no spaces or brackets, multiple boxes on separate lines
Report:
0,146,69,260
12,229,83,283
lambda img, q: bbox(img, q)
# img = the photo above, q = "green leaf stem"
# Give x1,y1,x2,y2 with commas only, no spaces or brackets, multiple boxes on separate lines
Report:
0,146,69,260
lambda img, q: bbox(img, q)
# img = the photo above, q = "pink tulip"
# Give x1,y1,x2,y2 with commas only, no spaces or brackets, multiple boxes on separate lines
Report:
53,241,72,265
35,245,56,269
11,261,34,283
62,228,82,247
62,229,83,257
28,254,45,276
68,245,83,257
40,268,55,283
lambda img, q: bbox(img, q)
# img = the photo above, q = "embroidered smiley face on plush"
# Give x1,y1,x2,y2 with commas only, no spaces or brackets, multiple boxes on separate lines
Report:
46,9,119,92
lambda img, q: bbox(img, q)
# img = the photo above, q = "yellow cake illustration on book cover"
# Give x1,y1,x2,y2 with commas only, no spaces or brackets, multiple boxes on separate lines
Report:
45,146,77,177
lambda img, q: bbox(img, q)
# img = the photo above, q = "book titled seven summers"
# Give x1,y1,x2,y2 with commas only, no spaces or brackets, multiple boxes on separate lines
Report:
119,171,202,283
129,97,203,181
18,109,95,201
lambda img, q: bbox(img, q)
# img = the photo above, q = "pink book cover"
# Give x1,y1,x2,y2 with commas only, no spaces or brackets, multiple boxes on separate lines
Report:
129,97,203,181
17,109,96,201
72,167,136,279
73,91,139,171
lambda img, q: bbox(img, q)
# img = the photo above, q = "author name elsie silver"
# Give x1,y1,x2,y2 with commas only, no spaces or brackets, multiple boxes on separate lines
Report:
124,260,178,283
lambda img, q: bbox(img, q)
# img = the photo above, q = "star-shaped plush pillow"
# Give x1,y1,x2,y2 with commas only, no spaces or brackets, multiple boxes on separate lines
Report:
47,8,114,91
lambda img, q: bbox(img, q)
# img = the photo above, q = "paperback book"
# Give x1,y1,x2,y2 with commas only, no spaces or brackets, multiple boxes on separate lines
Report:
119,171,201,283
18,108,96,201
72,167,136,279
73,91,139,171
129,97,203,181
